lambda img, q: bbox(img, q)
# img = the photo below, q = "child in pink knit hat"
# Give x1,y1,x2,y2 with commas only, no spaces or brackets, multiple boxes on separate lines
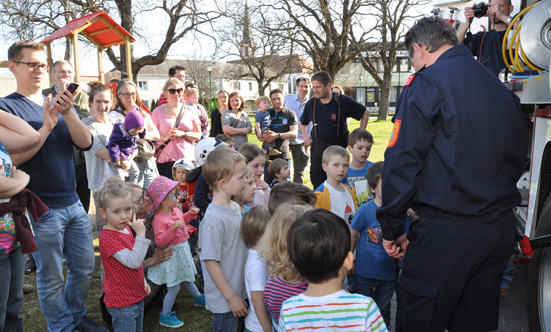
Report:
146,176,205,328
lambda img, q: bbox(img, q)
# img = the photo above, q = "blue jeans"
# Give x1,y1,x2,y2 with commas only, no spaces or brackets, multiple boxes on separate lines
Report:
107,300,144,332
0,246,24,332
212,311,239,332
30,200,95,332
354,274,395,326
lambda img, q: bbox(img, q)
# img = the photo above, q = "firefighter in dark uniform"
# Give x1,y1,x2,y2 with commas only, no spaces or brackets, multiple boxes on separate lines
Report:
376,17,528,332
300,71,370,189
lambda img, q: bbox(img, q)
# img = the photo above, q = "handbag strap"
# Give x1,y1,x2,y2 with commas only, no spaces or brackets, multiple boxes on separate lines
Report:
174,104,185,129
160,104,186,146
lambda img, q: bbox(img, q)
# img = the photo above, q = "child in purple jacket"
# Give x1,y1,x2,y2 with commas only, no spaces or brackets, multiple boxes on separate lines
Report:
107,109,145,183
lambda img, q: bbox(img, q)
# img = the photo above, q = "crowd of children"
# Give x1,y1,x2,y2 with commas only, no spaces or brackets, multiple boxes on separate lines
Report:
84,119,403,332
97,117,410,331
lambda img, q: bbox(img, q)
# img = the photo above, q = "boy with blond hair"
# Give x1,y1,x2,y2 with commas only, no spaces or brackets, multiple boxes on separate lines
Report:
314,145,357,224
185,87,209,138
343,128,374,206
199,148,249,331
254,96,279,156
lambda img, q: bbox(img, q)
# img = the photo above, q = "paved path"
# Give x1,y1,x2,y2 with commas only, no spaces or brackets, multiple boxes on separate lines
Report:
389,260,530,331
497,261,529,332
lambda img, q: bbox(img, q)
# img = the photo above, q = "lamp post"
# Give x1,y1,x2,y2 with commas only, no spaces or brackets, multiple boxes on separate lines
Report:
207,63,214,111
359,77,363,105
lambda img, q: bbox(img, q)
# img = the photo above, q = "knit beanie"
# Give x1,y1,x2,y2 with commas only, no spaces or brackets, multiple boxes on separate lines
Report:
124,109,145,132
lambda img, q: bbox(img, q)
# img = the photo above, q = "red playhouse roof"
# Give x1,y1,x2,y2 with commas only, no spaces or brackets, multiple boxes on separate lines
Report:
41,10,135,49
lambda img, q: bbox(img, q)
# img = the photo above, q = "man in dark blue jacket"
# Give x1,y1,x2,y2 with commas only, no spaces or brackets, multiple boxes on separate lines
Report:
377,17,527,331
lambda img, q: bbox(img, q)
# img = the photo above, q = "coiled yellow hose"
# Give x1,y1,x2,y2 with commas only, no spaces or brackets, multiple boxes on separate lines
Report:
502,1,541,73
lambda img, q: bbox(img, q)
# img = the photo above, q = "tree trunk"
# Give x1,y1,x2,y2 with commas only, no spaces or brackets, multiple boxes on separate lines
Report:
377,70,392,121
258,85,265,97
64,38,72,61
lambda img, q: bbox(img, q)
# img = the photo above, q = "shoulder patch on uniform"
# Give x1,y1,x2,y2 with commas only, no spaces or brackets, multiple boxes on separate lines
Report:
403,74,415,87
388,119,401,148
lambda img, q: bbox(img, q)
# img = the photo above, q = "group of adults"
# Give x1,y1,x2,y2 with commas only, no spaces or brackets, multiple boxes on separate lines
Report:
209,74,371,188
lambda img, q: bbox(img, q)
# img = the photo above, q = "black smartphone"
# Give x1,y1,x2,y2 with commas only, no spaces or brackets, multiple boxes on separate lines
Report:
55,82,79,105
66,82,79,95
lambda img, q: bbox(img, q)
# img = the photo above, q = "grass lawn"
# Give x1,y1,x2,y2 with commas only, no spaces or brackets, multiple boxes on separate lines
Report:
21,117,394,331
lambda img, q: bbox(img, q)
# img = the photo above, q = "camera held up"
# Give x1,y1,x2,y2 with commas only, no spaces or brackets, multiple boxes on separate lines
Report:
472,2,489,18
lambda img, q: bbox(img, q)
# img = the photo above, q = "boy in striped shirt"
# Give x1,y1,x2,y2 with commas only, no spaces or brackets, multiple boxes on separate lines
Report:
279,209,388,332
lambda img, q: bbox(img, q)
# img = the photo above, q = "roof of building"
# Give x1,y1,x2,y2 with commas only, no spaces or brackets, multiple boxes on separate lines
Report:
227,54,314,75
41,10,135,48
136,59,282,80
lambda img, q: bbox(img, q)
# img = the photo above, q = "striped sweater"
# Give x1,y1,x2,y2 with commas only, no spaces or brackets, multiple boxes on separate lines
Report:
264,276,308,330
278,290,388,332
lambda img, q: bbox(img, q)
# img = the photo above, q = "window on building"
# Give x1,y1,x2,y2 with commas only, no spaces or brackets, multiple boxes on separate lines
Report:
249,82,253,91
398,58,410,72
366,88,376,103
356,87,366,106
390,87,398,103
278,84,284,91
138,81,148,91
236,81,241,90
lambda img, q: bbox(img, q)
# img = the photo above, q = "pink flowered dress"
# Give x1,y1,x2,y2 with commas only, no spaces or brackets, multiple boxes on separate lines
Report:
148,207,196,287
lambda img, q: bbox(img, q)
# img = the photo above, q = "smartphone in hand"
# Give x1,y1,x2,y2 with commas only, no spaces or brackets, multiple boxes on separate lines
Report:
55,82,79,105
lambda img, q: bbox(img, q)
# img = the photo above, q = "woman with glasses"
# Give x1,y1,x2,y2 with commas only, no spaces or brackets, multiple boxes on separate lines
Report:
110,80,161,188
151,78,201,179
222,91,252,150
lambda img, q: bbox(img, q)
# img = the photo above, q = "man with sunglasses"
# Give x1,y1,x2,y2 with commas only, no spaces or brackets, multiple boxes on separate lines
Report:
158,65,187,106
0,41,106,332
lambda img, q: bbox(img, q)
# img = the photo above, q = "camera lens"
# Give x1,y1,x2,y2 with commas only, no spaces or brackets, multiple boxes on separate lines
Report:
472,2,489,18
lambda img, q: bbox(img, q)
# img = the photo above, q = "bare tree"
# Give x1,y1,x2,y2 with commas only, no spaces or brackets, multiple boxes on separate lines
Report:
181,52,214,108
0,0,109,60
0,0,220,80
350,0,427,120
264,0,370,79
215,1,296,96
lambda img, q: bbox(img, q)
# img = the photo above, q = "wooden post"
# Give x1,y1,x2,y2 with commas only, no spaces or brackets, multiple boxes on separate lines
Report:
45,42,54,87
125,35,132,81
72,33,80,84
97,47,104,83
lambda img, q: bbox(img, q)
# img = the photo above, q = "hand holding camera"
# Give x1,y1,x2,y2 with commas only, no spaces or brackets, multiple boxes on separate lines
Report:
464,2,509,24
472,2,489,18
